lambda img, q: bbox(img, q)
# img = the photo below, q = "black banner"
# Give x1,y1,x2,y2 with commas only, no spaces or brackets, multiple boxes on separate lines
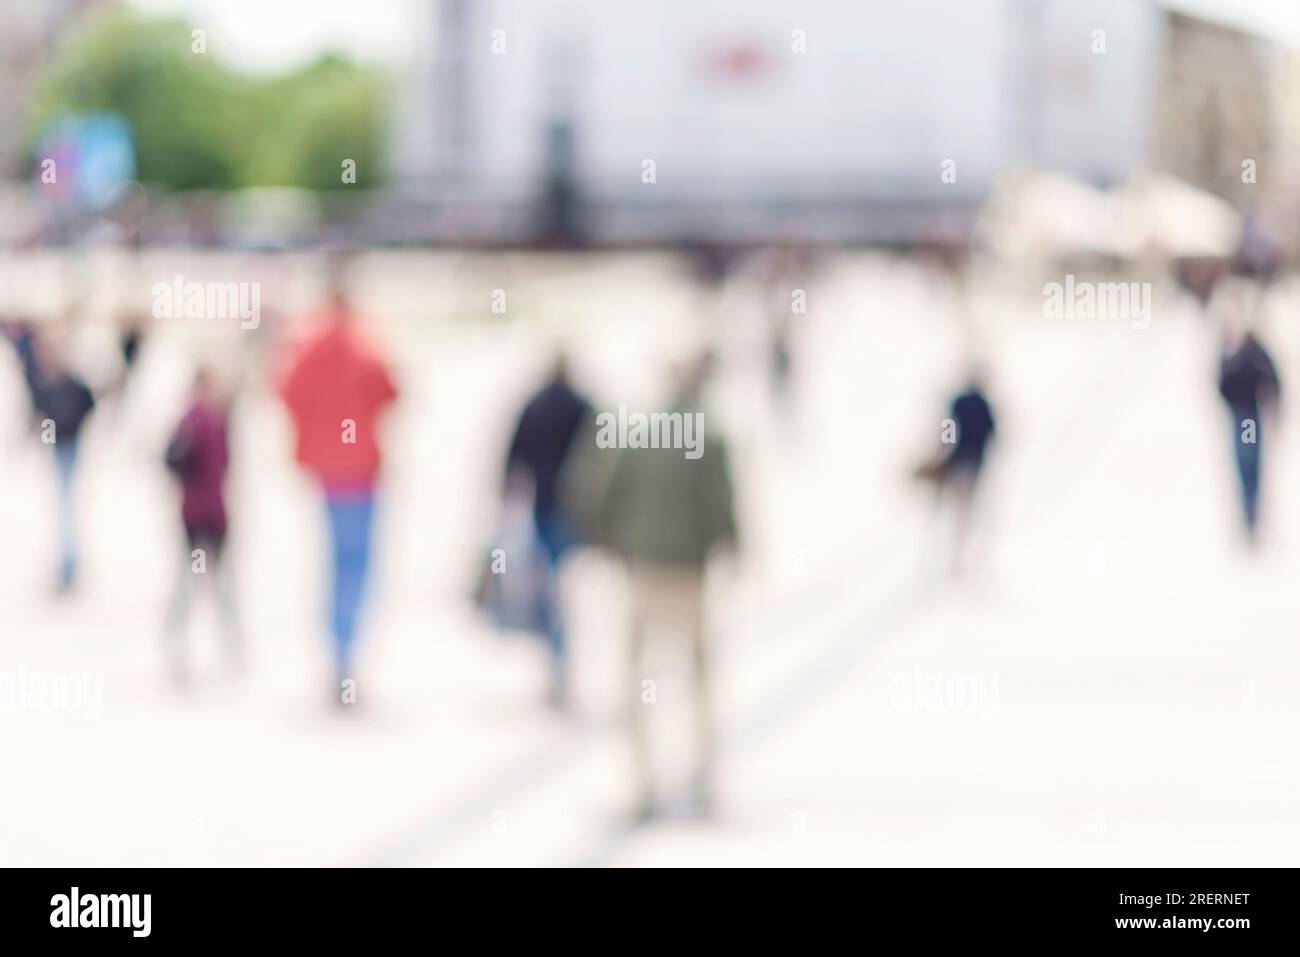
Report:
0,867,1285,945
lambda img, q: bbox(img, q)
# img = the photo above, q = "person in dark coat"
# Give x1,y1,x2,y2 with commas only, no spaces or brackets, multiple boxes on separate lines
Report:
943,375,995,576
946,383,996,479
4,323,95,591
164,367,238,682
503,353,592,705
112,312,149,405
4,321,45,413
913,367,997,578
1218,330,1280,543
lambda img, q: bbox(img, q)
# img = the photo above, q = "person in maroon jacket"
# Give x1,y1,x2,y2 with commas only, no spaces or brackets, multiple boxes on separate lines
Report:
164,367,238,684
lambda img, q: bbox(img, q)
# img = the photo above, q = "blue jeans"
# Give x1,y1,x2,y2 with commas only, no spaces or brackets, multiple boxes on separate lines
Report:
1233,425,1262,533
535,510,575,683
325,490,376,678
53,438,79,587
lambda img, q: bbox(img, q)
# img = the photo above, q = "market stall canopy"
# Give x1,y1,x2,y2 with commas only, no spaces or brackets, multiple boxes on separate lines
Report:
977,170,1121,260
1112,174,1243,259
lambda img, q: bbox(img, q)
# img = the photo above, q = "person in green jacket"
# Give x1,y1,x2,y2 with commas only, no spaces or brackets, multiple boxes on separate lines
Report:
593,354,738,820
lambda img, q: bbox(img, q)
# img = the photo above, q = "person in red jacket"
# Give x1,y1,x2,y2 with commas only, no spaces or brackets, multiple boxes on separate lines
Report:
279,284,398,704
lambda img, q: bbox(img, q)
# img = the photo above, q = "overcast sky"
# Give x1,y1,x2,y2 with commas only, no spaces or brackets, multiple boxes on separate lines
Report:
128,0,1300,75
129,0,420,73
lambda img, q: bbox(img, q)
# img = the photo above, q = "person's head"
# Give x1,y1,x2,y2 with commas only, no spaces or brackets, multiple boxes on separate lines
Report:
548,350,570,385
32,328,65,377
323,252,358,317
193,365,215,397
325,276,351,317
119,310,147,334
672,348,716,403
1214,277,1260,349
963,357,990,393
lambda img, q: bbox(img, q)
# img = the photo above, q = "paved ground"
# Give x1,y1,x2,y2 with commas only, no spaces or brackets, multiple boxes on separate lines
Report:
1,250,1298,866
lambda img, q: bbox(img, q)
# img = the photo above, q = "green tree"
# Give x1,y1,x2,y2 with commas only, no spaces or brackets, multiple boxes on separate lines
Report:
243,55,388,190
29,8,245,190
28,6,388,192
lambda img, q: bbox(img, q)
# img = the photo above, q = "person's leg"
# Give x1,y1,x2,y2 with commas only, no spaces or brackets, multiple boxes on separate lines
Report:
207,531,243,671
1234,428,1261,536
325,491,376,688
166,530,196,633
945,466,978,579
1243,438,1261,535
53,438,79,589
627,567,655,817
164,528,197,685
534,510,572,702
682,572,713,815
537,572,568,705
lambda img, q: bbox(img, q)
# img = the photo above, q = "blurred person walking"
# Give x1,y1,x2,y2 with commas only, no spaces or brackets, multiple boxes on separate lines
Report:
1218,326,1280,545
4,322,96,592
595,354,737,820
164,368,238,684
753,244,806,414
3,321,46,417
477,471,553,642
914,367,996,578
279,283,398,705
118,312,147,381
768,312,794,412
503,354,592,706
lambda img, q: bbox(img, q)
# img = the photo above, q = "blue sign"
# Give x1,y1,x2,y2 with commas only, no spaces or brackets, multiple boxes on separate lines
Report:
37,113,136,212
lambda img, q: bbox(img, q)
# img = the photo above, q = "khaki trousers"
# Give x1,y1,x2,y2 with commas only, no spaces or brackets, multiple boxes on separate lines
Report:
627,564,711,801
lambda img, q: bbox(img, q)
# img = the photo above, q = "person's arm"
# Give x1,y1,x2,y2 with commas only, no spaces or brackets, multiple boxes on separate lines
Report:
14,331,42,391
1263,354,1281,406
278,348,305,412
373,357,398,408
557,410,615,547
703,438,738,553
1259,362,1281,421
165,412,196,475
593,445,630,553
504,408,527,480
